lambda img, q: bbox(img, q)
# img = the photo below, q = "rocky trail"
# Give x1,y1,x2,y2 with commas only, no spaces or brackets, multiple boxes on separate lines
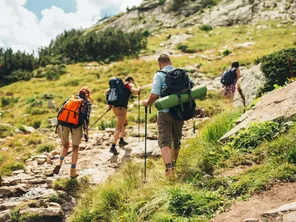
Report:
0,120,196,221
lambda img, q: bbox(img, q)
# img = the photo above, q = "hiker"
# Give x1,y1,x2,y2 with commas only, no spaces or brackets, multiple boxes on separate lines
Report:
106,77,140,155
221,61,241,103
143,54,193,178
53,87,92,178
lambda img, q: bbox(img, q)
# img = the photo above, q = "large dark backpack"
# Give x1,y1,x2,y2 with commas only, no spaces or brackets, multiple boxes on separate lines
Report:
221,68,237,85
106,78,127,107
160,69,196,121
57,95,86,128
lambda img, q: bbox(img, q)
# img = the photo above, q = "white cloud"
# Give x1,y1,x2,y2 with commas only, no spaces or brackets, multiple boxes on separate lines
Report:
0,0,143,53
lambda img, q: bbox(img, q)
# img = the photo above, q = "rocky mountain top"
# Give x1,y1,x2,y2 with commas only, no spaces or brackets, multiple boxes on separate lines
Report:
94,0,296,33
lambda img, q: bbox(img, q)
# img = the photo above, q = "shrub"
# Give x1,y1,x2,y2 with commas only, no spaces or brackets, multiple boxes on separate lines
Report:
229,121,288,151
45,69,60,80
177,43,189,52
5,69,32,82
0,125,14,138
202,111,240,144
222,49,232,56
32,120,41,129
288,146,296,164
169,189,195,217
199,24,213,31
37,144,55,153
260,48,296,92
142,30,150,37
1,96,19,107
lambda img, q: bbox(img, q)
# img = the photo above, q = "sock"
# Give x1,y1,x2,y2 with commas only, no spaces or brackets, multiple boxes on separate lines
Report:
59,156,64,161
172,161,176,168
120,138,124,142
71,164,76,169
165,163,172,171
112,143,116,148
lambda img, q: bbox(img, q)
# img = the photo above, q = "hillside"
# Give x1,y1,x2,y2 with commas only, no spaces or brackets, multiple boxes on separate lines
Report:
0,0,296,221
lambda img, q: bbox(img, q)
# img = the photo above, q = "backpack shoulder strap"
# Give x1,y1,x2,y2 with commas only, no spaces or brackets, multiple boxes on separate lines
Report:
156,70,167,74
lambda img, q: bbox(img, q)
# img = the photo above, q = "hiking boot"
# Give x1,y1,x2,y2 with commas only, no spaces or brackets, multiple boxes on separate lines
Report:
53,165,61,175
109,147,119,155
119,140,128,146
70,168,79,178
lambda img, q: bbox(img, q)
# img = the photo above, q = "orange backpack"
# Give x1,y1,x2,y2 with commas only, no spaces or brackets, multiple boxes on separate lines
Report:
57,95,85,128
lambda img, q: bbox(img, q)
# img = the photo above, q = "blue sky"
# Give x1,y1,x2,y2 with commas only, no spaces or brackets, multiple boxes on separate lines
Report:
0,0,143,52
25,0,76,20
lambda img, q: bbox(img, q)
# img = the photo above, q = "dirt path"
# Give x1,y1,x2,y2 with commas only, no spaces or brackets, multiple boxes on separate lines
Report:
212,183,296,222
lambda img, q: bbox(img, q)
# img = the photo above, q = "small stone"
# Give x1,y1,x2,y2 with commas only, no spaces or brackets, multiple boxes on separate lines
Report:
37,158,46,165
0,187,16,197
46,158,53,165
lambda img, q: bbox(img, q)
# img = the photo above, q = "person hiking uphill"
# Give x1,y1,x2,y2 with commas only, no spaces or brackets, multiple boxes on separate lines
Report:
143,54,190,178
221,61,241,104
106,77,140,155
53,87,92,178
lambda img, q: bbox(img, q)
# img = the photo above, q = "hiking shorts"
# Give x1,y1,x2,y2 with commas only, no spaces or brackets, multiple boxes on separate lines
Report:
224,84,236,97
157,112,184,149
113,107,128,130
58,125,83,146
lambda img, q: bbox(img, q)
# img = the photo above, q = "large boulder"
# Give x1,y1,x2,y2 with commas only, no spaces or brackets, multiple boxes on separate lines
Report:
221,81,296,141
234,64,267,107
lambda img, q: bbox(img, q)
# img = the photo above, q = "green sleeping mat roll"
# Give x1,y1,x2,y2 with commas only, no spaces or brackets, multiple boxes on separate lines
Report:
155,85,207,111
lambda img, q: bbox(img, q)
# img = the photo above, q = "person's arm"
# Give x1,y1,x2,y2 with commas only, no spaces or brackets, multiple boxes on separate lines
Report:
105,89,110,95
129,83,140,95
236,69,241,79
143,73,161,106
143,93,158,106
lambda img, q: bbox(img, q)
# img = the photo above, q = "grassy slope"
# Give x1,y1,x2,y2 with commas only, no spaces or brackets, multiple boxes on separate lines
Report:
0,19,296,219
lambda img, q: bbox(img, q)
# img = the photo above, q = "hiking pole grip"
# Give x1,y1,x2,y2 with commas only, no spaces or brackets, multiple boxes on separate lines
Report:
144,106,148,183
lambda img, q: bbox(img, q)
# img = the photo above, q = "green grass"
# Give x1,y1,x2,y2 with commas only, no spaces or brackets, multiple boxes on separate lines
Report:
0,133,51,176
69,114,296,221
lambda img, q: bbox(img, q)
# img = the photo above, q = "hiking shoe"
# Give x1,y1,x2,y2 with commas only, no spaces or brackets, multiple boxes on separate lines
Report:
109,147,119,155
53,165,61,175
70,168,79,178
119,140,128,146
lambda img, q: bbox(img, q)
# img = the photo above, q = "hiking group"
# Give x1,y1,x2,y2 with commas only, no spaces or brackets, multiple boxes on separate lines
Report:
53,53,240,179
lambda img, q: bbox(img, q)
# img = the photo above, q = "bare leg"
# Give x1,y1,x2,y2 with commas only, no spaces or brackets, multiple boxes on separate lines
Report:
161,146,172,165
120,125,126,139
59,142,69,166
71,145,79,165
171,148,180,163
113,128,121,144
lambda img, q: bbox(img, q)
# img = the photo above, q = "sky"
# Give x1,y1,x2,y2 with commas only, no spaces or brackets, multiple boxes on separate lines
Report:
0,0,143,54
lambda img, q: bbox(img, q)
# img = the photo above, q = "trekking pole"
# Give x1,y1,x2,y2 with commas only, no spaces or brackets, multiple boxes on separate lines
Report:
143,105,148,183
88,107,111,130
138,91,140,142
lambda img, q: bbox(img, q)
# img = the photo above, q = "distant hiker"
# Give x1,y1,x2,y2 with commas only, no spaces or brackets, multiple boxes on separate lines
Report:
54,87,92,178
106,77,140,155
221,61,241,103
143,54,194,178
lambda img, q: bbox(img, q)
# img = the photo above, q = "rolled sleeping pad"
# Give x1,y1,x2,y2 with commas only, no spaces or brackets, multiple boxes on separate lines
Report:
155,85,207,111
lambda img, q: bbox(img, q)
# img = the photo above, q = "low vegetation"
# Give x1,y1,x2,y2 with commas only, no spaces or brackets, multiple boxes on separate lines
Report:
260,48,296,93
69,112,296,221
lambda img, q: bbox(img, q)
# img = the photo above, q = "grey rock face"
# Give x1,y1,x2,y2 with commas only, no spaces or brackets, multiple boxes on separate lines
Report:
234,64,267,108
221,81,296,141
